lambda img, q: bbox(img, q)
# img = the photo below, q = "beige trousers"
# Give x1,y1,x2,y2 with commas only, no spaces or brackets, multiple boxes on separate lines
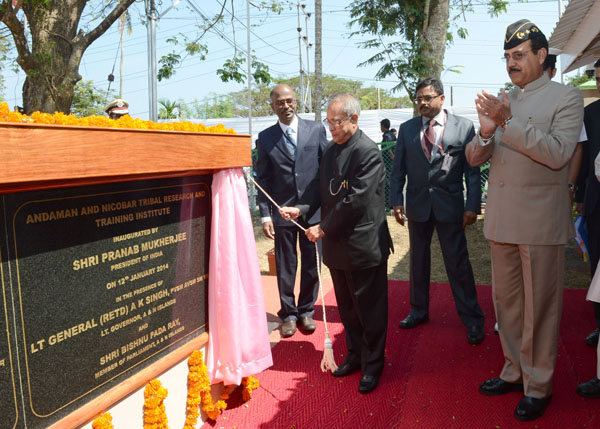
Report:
490,241,564,398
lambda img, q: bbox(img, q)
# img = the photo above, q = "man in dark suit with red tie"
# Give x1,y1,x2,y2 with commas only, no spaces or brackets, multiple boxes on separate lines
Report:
255,84,327,338
390,77,485,345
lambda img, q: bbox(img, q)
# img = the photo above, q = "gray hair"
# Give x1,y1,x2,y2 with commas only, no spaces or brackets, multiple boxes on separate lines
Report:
328,93,361,117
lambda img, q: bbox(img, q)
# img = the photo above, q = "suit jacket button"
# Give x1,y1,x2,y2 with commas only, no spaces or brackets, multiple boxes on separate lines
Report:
499,181,504,187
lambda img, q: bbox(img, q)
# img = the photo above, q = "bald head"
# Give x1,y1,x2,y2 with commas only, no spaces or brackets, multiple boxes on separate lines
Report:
270,84,297,125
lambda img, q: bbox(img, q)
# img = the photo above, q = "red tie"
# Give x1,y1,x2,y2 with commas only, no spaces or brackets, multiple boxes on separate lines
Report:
422,119,436,161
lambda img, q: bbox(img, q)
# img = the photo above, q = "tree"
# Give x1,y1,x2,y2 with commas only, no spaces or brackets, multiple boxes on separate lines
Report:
567,72,592,88
179,94,235,119
348,1,516,105
227,75,411,118
0,0,136,114
71,80,115,117
157,1,283,87
158,99,178,120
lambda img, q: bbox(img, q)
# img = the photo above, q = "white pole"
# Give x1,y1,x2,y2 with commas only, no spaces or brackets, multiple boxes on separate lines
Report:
297,1,304,113
558,0,564,84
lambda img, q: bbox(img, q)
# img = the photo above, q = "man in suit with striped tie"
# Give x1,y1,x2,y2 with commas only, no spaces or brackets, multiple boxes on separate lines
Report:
255,84,328,338
390,77,485,345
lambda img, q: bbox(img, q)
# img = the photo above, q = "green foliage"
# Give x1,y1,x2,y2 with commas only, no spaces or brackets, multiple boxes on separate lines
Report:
0,35,9,100
252,58,271,85
179,94,235,119
158,99,179,119
157,1,280,85
157,52,182,81
567,72,591,88
217,57,247,84
497,82,516,97
225,74,411,118
71,80,115,117
349,0,523,100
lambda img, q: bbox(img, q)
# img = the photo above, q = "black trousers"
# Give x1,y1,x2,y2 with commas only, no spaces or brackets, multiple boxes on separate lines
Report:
274,224,320,322
407,213,484,328
586,208,600,328
329,261,388,377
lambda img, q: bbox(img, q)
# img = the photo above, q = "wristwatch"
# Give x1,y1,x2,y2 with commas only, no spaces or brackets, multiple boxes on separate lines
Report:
568,183,578,192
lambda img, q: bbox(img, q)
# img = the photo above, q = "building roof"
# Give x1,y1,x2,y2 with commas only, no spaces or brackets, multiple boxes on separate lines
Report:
549,0,600,73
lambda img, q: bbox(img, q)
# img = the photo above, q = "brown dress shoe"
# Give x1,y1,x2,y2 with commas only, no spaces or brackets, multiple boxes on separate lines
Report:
281,320,297,338
299,316,316,332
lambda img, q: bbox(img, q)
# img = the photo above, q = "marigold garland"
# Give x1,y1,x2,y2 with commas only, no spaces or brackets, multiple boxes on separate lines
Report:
184,350,227,426
91,412,114,429
143,379,169,429
242,376,260,401
0,102,235,134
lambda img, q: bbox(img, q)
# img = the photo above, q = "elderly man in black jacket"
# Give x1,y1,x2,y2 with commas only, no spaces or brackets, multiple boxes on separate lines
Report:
281,93,393,394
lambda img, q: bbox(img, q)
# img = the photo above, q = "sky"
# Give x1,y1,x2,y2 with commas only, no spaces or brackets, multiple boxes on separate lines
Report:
1,0,577,121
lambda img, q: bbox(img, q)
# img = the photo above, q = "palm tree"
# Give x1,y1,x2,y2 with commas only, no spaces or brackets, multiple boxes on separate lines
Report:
158,99,178,119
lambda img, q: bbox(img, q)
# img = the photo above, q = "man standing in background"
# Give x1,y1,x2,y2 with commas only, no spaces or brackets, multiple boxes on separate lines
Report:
576,59,600,347
390,77,485,345
255,84,328,338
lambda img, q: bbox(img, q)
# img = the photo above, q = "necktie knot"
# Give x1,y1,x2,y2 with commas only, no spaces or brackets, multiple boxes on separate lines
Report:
428,119,437,128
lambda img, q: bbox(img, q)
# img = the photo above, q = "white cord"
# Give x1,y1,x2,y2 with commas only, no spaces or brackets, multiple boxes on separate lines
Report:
250,177,330,336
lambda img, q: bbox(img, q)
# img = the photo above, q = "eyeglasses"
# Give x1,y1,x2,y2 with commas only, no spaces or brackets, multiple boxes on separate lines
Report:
502,50,530,62
323,116,349,127
273,98,296,107
414,94,441,104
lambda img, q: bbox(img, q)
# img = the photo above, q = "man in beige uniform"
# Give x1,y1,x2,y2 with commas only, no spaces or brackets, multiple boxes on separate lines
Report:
465,20,583,421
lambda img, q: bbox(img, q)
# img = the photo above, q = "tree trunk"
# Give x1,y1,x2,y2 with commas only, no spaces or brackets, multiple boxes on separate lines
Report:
411,0,449,117
1,0,136,114
314,0,322,121
420,0,449,82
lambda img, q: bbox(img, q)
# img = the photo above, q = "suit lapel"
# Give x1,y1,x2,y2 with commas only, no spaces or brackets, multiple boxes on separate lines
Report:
412,117,429,163
272,122,294,162
441,111,455,152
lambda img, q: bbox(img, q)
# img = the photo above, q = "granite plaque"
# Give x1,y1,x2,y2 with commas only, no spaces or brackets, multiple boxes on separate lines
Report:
0,175,211,427
1,255,20,429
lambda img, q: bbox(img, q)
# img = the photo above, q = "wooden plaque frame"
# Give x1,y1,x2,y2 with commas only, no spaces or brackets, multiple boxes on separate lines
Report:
0,122,251,428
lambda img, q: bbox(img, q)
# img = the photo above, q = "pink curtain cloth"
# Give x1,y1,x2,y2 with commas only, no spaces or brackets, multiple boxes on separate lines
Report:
206,168,273,385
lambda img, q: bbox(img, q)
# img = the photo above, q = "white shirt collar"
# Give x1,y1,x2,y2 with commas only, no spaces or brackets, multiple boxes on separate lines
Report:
422,109,446,126
279,115,299,135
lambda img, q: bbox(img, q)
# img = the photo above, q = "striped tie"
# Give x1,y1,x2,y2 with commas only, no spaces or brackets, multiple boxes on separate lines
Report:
285,127,296,159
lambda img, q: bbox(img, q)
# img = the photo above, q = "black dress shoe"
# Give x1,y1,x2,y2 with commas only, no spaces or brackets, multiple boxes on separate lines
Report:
467,325,484,345
577,377,600,398
298,316,316,333
479,377,523,396
281,320,297,338
332,360,361,378
586,328,600,346
514,395,552,421
399,313,429,329
358,374,379,394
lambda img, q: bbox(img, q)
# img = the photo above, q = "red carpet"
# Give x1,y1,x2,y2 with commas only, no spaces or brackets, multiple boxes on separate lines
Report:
204,281,600,428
